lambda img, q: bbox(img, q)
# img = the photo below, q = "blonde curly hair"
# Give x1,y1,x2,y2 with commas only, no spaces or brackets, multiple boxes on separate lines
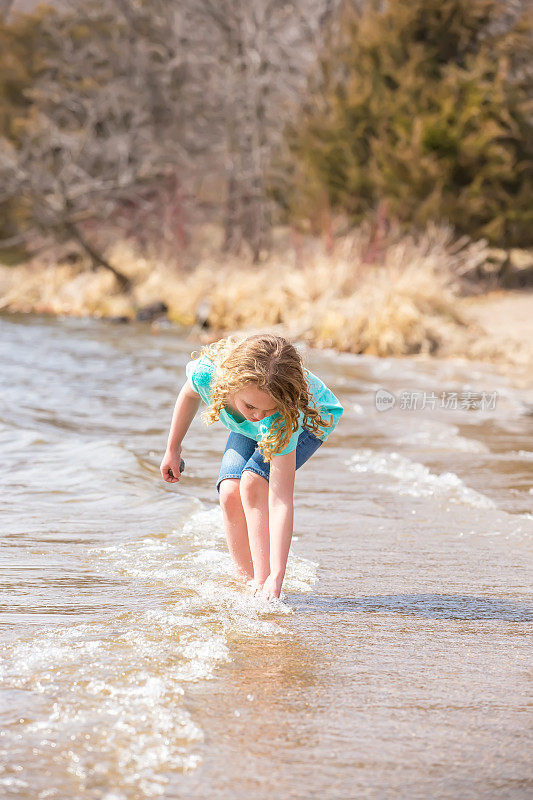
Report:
194,333,332,461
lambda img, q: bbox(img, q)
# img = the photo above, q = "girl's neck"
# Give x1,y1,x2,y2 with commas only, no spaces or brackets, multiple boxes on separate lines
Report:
225,399,246,422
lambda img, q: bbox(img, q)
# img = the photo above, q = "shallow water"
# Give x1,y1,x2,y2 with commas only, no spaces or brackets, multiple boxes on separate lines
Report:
1,314,532,800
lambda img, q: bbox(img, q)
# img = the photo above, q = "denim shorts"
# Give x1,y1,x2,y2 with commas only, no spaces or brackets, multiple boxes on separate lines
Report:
216,428,323,492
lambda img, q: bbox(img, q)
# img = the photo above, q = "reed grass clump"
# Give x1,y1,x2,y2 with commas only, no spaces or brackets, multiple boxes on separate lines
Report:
162,224,477,358
0,222,528,365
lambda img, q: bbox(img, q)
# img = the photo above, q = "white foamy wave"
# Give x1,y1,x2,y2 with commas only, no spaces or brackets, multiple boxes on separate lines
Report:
0,425,46,453
88,505,318,649
347,449,496,509
1,504,318,798
0,622,204,799
90,505,317,598
181,506,227,547
179,506,319,597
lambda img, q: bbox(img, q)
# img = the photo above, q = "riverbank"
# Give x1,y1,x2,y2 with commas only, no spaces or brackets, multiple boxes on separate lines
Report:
460,290,533,369
1,226,531,375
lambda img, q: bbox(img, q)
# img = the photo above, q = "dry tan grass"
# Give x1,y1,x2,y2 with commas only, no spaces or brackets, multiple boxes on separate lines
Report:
0,223,530,366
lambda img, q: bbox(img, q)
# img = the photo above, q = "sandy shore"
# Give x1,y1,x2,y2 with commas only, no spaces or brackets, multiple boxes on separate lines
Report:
457,290,533,387
461,290,533,354
1,241,531,385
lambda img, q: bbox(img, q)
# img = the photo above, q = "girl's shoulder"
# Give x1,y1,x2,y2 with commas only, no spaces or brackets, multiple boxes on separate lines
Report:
305,368,343,411
305,367,332,395
185,354,216,398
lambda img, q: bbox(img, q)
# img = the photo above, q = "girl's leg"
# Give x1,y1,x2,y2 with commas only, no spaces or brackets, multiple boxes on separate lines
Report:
239,471,270,585
217,432,257,581
217,430,323,586
239,430,324,586
218,479,253,581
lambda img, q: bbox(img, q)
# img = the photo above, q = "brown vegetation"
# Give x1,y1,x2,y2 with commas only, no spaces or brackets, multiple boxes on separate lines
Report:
1,224,531,369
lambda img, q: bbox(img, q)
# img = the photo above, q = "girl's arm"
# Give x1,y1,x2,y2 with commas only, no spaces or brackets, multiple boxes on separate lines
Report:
160,378,201,483
262,449,296,599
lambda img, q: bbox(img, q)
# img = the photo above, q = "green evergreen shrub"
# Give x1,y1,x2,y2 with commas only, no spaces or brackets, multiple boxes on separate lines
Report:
285,0,532,247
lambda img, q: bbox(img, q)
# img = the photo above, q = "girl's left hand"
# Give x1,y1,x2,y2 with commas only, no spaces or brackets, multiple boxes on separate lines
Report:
261,574,283,601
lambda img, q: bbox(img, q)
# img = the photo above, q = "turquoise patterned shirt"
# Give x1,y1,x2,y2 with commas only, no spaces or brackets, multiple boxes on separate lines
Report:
186,355,343,455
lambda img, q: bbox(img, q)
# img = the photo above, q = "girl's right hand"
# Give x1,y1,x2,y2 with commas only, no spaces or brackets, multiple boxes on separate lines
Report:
160,448,182,483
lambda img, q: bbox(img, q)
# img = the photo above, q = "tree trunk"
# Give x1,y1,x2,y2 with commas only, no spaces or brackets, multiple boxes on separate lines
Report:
65,222,132,292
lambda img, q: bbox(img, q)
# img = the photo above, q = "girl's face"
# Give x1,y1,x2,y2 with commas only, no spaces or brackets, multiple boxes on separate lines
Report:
229,384,278,422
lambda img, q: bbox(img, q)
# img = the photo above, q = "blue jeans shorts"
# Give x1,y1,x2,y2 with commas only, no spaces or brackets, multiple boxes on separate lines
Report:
216,428,323,492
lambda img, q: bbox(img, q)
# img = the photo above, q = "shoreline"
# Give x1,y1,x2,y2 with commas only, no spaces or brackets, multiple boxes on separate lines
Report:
1,235,532,388
2,291,531,393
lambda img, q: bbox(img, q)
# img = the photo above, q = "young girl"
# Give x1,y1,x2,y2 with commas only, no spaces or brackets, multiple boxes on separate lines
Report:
160,333,343,600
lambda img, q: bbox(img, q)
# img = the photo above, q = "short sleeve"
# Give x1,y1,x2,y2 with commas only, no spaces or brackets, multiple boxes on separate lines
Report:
185,356,215,404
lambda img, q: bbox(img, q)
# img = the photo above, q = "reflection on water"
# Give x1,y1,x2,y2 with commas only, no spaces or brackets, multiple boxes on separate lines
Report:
0,313,532,800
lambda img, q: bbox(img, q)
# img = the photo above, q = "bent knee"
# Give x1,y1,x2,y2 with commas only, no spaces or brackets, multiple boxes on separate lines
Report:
240,469,268,506
219,478,242,511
